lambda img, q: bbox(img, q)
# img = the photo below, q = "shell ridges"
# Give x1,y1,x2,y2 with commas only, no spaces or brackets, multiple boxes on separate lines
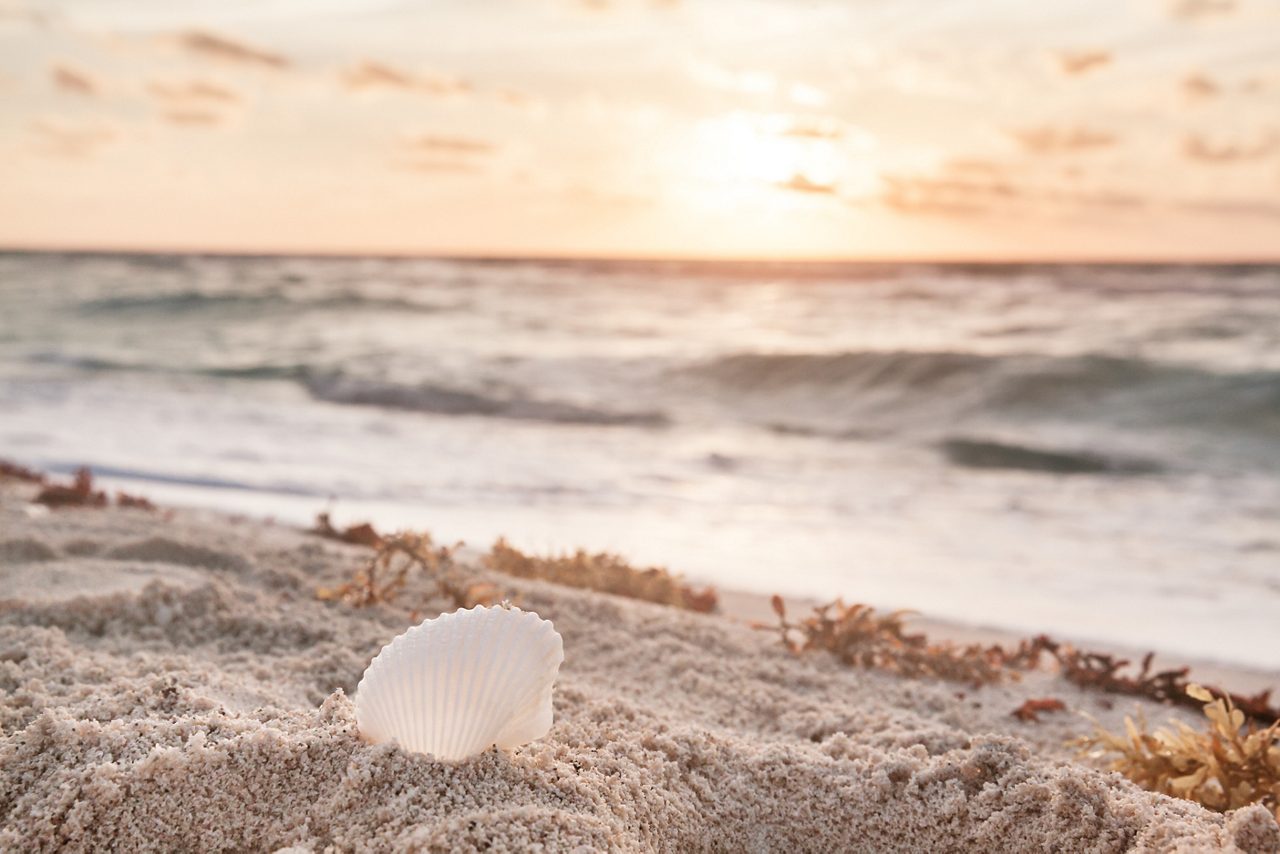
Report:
354,605,563,760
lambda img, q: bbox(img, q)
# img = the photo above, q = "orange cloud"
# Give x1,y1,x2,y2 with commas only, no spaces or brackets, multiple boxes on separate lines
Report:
1053,50,1111,76
879,164,1147,218
1167,0,1235,19
149,79,239,104
51,63,96,96
1182,72,1219,99
343,61,470,96
781,121,843,141
407,135,494,155
161,109,224,127
776,174,836,195
1011,125,1118,154
880,174,1018,215
1183,132,1279,163
1178,198,1280,219
177,30,288,69
396,160,482,175
944,158,1005,175
30,118,116,157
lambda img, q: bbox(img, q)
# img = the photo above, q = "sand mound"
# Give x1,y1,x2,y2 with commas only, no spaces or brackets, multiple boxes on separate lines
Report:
1,486,1275,851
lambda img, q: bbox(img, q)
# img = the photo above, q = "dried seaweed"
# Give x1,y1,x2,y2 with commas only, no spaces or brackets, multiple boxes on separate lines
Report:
115,491,157,511
1040,639,1278,725
485,538,718,613
1012,698,1066,722
1076,685,1280,819
762,596,1279,723
764,596,1029,685
311,512,384,548
28,467,159,512
316,531,498,612
0,459,45,483
35,468,107,508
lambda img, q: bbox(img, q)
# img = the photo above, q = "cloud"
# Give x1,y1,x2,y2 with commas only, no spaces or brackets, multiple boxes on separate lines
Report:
396,160,482,175
177,30,288,69
1166,0,1235,19
1181,72,1220,99
781,121,843,141
1177,198,1280,219
149,79,239,104
944,158,1006,175
1053,50,1111,76
495,88,536,108
393,134,495,175
878,164,1146,217
406,135,495,155
161,109,224,127
51,63,97,96
776,174,837,195
1183,132,1279,162
0,2,51,28
342,60,470,96
880,174,1019,215
29,118,116,157
1011,125,1118,154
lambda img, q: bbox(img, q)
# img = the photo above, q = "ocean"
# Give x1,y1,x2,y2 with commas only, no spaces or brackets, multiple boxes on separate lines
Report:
2,252,1277,668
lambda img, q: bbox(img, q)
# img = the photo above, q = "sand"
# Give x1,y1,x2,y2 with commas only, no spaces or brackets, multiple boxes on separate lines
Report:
1,482,1277,852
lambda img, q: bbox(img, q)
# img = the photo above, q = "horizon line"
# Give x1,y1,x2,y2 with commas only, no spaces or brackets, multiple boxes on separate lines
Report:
2,244,1279,268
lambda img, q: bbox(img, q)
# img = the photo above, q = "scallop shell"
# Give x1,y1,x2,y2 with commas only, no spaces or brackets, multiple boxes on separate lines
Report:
354,605,563,760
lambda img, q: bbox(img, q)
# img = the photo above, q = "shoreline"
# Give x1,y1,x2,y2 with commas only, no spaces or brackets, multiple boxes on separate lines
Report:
17,466,1280,695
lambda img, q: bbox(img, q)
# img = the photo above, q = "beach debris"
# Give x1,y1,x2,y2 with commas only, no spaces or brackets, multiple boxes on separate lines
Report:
1012,698,1067,722
115,491,157,511
27,466,159,512
763,597,1280,724
0,459,45,483
316,531,498,611
1039,640,1279,725
485,538,718,613
34,467,108,508
355,604,564,760
1076,685,1280,820
311,512,384,548
762,596,1040,686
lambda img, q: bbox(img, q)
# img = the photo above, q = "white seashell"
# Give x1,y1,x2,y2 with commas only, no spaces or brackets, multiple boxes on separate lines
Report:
354,605,564,760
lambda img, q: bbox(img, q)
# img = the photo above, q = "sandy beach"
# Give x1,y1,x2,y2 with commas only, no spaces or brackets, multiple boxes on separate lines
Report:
2,481,1277,852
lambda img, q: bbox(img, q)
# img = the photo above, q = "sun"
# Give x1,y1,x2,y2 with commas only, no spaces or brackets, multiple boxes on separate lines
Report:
689,112,843,196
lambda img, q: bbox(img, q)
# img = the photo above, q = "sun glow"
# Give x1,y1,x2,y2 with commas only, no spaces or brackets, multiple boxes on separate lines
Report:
690,112,844,193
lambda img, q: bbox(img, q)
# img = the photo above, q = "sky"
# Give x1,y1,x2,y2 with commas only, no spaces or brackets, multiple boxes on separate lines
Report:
1,0,1279,260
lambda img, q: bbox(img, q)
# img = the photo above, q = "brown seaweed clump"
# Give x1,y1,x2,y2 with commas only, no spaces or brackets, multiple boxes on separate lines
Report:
1043,641,1278,725
764,596,1280,724
484,538,718,613
764,596,1046,686
310,512,384,548
35,467,108,508
1012,698,1067,723
0,459,45,483
1077,685,1280,820
316,531,500,612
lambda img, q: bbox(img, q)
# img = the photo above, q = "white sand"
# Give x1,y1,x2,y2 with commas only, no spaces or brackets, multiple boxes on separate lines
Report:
1,483,1277,852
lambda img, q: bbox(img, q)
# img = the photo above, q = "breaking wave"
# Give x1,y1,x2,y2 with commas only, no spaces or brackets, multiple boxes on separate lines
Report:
77,290,455,315
301,374,669,427
939,437,1162,475
688,350,1280,432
